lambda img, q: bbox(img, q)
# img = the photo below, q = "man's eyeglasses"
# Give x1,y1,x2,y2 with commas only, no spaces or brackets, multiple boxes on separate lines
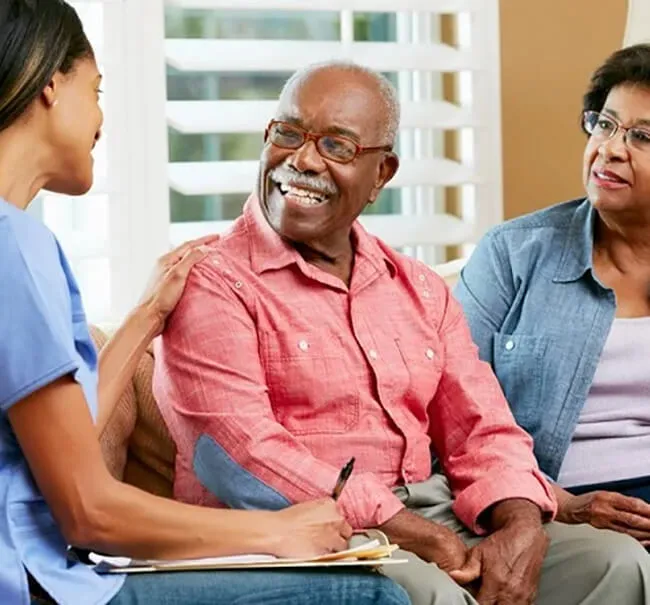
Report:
582,110,650,152
264,120,393,164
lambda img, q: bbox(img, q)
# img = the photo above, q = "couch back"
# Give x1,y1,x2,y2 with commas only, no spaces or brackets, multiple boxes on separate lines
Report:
92,326,175,497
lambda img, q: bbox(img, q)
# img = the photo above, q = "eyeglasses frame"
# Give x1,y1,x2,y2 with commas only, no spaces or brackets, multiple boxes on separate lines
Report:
582,110,650,151
264,119,394,164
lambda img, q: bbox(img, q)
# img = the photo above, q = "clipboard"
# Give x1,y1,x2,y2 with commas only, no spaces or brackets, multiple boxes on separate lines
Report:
91,530,407,574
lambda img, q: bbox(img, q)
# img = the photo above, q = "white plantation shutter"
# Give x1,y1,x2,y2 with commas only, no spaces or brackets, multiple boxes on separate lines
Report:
34,0,503,323
33,0,170,323
165,0,503,263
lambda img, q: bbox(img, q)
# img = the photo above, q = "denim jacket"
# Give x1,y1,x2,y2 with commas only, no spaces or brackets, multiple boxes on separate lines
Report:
453,198,616,480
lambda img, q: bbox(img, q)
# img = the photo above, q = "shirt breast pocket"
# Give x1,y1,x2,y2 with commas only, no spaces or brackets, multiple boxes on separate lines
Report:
260,330,359,436
395,337,444,412
493,333,549,432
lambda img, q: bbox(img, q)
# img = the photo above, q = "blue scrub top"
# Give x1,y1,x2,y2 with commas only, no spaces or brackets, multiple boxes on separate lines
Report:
0,198,124,604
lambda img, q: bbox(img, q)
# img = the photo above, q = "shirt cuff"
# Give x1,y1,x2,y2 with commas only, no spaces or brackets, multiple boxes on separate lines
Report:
452,469,557,535
337,476,405,529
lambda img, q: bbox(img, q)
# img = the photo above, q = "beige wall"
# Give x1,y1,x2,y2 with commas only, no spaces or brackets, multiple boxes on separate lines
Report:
499,0,629,219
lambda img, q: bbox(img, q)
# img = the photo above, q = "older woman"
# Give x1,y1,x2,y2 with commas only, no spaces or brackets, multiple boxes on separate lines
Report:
0,2,411,604
455,43,650,545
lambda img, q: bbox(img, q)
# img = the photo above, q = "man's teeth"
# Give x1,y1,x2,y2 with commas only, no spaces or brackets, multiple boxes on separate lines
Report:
596,171,622,182
279,184,327,204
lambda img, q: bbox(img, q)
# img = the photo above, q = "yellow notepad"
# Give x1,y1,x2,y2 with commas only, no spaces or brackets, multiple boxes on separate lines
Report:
91,530,406,574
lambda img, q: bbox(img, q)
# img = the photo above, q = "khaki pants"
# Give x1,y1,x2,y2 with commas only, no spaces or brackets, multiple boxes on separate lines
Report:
377,474,650,605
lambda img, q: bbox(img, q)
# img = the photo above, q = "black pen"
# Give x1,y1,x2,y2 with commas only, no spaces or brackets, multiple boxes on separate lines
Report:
331,457,355,501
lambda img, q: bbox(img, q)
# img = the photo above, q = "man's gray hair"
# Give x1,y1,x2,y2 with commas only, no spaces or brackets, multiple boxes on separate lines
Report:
279,61,401,147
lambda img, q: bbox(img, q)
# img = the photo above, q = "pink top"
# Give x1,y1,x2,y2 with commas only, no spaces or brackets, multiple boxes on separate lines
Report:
558,316,650,487
153,195,555,532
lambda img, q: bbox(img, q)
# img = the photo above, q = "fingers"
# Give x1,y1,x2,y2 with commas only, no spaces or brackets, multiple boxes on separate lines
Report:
163,234,220,264
165,245,211,281
611,523,650,542
186,234,221,247
448,549,482,585
612,511,650,532
315,497,340,515
476,574,499,605
339,520,353,540
592,492,650,534
329,533,349,553
615,494,650,519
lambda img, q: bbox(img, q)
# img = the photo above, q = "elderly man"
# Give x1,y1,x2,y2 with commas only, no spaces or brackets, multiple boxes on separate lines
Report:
153,62,650,605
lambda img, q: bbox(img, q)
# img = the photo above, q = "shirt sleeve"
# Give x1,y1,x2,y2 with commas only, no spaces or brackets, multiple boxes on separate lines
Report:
428,286,557,534
153,260,404,529
0,220,80,412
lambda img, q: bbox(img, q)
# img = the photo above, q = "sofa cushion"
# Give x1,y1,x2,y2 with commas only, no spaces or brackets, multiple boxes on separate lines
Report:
92,325,136,482
92,326,175,497
124,344,176,498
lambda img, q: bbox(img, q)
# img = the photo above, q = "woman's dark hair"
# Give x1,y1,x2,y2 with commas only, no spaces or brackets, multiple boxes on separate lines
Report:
583,44,650,113
0,0,94,132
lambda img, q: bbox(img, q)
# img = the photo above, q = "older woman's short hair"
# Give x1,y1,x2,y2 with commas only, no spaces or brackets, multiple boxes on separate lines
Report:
583,43,650,114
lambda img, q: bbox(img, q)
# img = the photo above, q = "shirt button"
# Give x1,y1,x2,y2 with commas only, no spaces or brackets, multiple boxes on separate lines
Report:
422,290,431,298
298,340,309,352
505,340,515,351
425,348,435,360
234,281,243,289
368,349,378,360
418,274,426,282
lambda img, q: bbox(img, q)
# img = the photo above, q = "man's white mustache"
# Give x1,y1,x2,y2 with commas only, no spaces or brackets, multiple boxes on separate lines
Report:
269,164,338,197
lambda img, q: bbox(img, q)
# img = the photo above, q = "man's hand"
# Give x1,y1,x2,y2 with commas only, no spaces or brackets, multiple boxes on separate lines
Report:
380,509,480,579
417,523,479,574
450,499,549,605
557,490,650,545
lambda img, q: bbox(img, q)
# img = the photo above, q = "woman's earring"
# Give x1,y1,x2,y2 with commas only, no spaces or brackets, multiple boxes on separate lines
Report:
51,100,59,108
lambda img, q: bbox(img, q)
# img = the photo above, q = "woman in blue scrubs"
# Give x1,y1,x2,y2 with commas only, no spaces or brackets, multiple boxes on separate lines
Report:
0,2,409,604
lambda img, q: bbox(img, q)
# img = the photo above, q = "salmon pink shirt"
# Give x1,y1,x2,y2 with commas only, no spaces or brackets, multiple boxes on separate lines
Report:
153,195,556,533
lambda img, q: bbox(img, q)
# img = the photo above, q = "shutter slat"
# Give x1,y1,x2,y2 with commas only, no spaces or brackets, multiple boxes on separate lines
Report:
165,0,479,12
170,213,474,248
167,100,475,134
168,158,476,196
165,39,478,73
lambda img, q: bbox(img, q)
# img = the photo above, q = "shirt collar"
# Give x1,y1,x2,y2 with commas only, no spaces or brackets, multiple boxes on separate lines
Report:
244,194,397,278
553,198,597,283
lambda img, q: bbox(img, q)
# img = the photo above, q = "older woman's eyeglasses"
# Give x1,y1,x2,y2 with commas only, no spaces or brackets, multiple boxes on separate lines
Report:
264,120,393,164
582,110,650,152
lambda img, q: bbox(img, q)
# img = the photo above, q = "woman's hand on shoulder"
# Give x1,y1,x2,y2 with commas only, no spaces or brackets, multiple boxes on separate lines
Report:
139,235,219,336
558,490,650,545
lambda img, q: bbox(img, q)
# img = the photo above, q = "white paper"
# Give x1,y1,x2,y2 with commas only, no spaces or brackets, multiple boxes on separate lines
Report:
89,539,381,570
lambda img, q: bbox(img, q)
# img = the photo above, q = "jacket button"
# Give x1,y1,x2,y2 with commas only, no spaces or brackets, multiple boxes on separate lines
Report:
505,340,515,351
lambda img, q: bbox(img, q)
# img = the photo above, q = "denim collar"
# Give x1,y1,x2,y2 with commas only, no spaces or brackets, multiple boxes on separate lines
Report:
552,198,597,284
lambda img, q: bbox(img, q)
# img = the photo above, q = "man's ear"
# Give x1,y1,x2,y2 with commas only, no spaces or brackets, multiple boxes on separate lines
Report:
368,153,399,204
